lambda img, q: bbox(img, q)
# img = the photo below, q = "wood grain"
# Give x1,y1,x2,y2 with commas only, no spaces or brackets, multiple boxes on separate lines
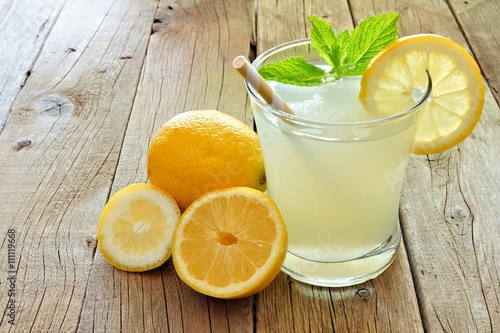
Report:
256,0,354,53
402,89,500,333
0,0,64,130
0,0,157,331
448,0,500,103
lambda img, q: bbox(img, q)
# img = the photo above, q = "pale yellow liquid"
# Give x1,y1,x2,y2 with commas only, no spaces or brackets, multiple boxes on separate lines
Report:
254,77,414,263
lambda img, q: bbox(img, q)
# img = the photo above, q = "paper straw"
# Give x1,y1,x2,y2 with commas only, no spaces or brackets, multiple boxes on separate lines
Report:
233,55,294,115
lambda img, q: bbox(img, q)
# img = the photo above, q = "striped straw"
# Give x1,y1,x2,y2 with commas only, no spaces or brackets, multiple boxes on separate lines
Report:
233,55,294,115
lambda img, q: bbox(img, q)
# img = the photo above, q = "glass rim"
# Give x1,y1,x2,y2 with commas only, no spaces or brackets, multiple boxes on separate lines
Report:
246,38,433,128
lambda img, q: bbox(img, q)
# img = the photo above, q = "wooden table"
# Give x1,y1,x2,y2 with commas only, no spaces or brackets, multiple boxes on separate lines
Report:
1,0,498,332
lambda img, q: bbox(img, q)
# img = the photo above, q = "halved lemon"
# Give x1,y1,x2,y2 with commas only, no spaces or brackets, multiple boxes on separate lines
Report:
172,187,287,299
359,34,484,154
97,183,181,272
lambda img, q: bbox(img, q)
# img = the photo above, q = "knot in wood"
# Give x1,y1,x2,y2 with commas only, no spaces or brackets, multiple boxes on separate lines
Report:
36,94,74,117
452,207,468,219
448,206,470,227
86,235,97,248
151,9,170,35
16,138,32,148
13,137,34,151
356,288,371,301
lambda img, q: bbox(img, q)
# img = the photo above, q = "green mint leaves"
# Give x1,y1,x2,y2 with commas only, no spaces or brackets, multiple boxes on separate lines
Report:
346,12,400,74
257,57,328,86
258,12,400,86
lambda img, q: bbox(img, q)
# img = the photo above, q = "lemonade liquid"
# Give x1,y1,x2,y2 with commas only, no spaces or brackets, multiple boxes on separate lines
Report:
252,76,420,285
256,77,413,261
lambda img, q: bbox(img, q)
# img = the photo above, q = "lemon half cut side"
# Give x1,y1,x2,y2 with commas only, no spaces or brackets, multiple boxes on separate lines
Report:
172,187,288,299
359,34,485,154
97,183,181,272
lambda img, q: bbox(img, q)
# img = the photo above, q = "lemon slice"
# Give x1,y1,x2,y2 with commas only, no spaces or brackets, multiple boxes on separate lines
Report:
359,34,484,154
172,187,288,299
97,183,181,272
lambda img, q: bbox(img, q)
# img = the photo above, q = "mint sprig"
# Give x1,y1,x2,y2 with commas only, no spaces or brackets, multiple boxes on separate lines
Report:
258,12,400,86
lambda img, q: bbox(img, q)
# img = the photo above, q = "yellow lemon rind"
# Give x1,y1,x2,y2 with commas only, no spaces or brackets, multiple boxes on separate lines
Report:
147,110,266,211
359,34,484,155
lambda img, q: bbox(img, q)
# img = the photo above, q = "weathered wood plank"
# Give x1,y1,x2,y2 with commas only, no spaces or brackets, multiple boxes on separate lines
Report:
350,0,500,332
79,0,256,331
448,0,500,103
254,1,424,332
0,0,64,130
256,0,355,55
402,92,500,333
0,0,157,331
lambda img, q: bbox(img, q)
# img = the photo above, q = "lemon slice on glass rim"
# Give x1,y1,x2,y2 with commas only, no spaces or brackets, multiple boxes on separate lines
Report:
359,34,485,154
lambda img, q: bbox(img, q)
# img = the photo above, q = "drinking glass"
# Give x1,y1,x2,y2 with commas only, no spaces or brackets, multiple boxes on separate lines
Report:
246,39,431,287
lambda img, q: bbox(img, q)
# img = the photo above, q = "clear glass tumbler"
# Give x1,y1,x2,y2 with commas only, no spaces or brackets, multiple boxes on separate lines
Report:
246,39,431,287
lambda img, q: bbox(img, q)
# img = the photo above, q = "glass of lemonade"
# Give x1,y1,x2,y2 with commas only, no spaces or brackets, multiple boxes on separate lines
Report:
246,39,432,287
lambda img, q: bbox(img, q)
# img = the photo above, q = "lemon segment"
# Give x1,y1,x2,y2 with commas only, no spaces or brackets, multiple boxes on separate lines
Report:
97,183,181,272
359,34,484,154
172,187,288,299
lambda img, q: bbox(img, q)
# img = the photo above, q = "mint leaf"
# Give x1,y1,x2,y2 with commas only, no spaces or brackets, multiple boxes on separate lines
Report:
258,56,328,86
336,30,351,66
344,12,399,75
257,12,399,86
309,15,337,68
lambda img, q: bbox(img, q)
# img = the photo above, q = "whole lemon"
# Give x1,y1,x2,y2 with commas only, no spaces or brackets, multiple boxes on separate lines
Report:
147,110,266,211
